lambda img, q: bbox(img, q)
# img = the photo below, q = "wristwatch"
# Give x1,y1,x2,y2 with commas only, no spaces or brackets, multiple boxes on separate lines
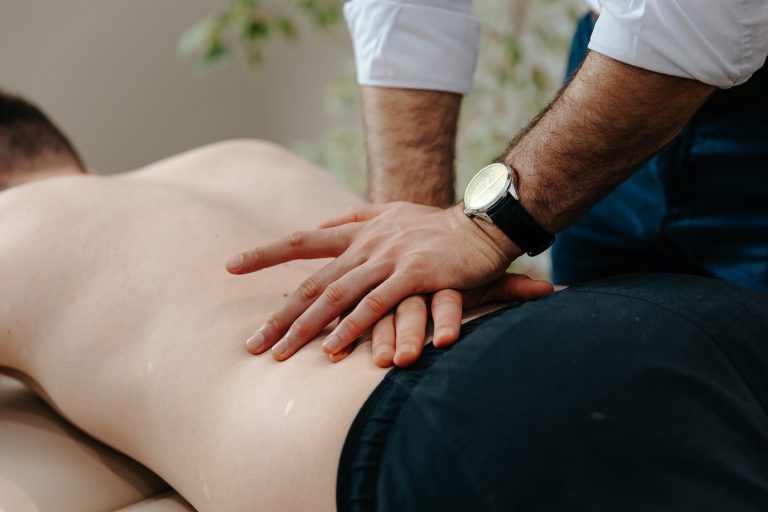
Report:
463,162,554,256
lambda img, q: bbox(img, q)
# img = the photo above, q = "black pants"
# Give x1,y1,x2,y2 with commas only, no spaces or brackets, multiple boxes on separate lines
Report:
338,274,768,511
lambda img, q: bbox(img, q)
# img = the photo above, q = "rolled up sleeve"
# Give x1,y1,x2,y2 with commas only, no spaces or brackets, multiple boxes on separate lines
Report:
589,0,768,88
343,0,480,94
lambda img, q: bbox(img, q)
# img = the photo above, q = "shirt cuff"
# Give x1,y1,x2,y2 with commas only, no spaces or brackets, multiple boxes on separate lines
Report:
344,0,481,94
588,0,768,88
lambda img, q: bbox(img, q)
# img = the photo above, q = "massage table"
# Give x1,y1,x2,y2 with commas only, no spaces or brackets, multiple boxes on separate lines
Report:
0,375,196,512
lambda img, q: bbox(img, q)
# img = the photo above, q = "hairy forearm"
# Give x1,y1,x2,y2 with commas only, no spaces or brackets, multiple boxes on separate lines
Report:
502,51,715,233
362,86,461,208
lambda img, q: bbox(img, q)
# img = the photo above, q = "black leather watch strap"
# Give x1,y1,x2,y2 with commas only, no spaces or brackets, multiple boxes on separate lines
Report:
488,194,554,256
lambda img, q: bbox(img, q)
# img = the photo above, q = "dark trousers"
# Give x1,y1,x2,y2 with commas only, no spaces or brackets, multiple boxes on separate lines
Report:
552,14,768,293
338,274,768,511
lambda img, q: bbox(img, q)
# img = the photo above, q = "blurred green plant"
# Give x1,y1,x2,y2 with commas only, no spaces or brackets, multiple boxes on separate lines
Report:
181,0,582,186
179,0,342,68
181,0,585,277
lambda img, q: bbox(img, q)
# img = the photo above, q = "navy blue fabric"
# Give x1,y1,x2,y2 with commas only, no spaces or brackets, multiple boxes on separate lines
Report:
337,274,768,511
551,14,768,293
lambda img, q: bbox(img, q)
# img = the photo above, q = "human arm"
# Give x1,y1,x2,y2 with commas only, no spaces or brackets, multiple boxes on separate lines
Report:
345,0,481,359
503,50,714,233
227,0,768,360
226,49,716,360
229,200,522,360
315,205,551,367
510,0,768,230
350,0,474,358
344,0,479,206
362,86,460,207
349,0,768,220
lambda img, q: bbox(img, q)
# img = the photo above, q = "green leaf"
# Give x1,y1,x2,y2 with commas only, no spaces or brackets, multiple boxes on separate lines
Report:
203,39,228,64
298,0,342,28
277,16,298,40
244,18,269,40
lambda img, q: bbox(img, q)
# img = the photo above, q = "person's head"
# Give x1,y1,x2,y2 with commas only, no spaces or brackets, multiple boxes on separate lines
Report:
0,89,87,191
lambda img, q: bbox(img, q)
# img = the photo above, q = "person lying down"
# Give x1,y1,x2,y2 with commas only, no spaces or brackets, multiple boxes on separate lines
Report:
1,90,768,512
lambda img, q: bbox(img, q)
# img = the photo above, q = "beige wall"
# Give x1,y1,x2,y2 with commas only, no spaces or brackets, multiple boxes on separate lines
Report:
0,1,353,173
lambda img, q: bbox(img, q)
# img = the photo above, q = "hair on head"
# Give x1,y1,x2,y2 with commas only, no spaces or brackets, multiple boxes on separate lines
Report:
0,89,84,180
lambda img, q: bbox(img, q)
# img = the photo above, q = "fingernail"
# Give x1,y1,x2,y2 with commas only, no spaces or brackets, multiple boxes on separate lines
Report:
246,323,272,350
245,331,265,352
272,337,289,357
322,334,341,353
257,322,272,337
227,254,244,271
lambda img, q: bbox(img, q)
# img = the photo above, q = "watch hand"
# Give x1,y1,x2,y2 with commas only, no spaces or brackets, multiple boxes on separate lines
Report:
488,174,504,190
480,174,495,196
480,174,505,199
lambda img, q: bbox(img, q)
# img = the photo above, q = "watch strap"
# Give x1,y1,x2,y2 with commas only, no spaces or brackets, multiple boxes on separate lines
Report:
488,194,554,256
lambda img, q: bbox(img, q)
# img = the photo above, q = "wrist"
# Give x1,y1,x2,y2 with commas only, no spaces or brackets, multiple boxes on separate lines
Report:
369,175,455,208
450,203,524,261
500,152,558,235
363,86,461,208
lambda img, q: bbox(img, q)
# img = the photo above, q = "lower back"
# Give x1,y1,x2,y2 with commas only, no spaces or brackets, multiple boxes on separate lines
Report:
1,154,386,510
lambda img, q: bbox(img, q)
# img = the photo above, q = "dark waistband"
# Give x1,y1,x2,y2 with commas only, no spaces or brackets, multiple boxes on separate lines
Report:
336,343,445,511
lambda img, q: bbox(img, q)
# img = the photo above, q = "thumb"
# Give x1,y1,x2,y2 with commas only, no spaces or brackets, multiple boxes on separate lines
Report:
489,273,554,302
460,273,553,309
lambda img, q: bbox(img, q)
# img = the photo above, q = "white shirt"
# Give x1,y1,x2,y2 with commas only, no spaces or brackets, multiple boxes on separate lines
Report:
344,0,768,93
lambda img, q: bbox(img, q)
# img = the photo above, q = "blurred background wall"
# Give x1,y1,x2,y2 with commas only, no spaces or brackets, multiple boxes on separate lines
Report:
0,0,352,173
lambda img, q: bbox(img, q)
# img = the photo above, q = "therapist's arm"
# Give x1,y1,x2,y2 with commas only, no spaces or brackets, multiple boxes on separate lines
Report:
344,0,479,207
363,86,461,207
503,51,714,233
226,50,716,361
226,0,767,362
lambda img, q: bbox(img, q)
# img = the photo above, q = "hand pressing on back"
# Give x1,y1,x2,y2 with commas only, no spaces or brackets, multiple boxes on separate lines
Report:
227,201,535,362
328,273,553,367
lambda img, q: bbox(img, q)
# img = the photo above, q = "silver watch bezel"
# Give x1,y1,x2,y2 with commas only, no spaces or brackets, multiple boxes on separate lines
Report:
463,162,517,218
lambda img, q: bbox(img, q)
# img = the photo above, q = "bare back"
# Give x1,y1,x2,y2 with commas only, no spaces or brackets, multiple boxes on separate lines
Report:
0,140,388,511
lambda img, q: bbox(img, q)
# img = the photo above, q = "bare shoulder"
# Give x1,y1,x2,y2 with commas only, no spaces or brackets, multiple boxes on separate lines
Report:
0,174,99,234
0,175,107,365
126,138,328,184
121,138,363,216
0,175,128,294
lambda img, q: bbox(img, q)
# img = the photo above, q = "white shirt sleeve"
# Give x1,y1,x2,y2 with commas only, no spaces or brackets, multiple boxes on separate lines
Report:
343,0,480,94
589,0,768,88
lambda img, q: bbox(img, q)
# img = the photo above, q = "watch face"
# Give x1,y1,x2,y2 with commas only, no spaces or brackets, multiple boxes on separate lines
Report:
464,162,511,211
